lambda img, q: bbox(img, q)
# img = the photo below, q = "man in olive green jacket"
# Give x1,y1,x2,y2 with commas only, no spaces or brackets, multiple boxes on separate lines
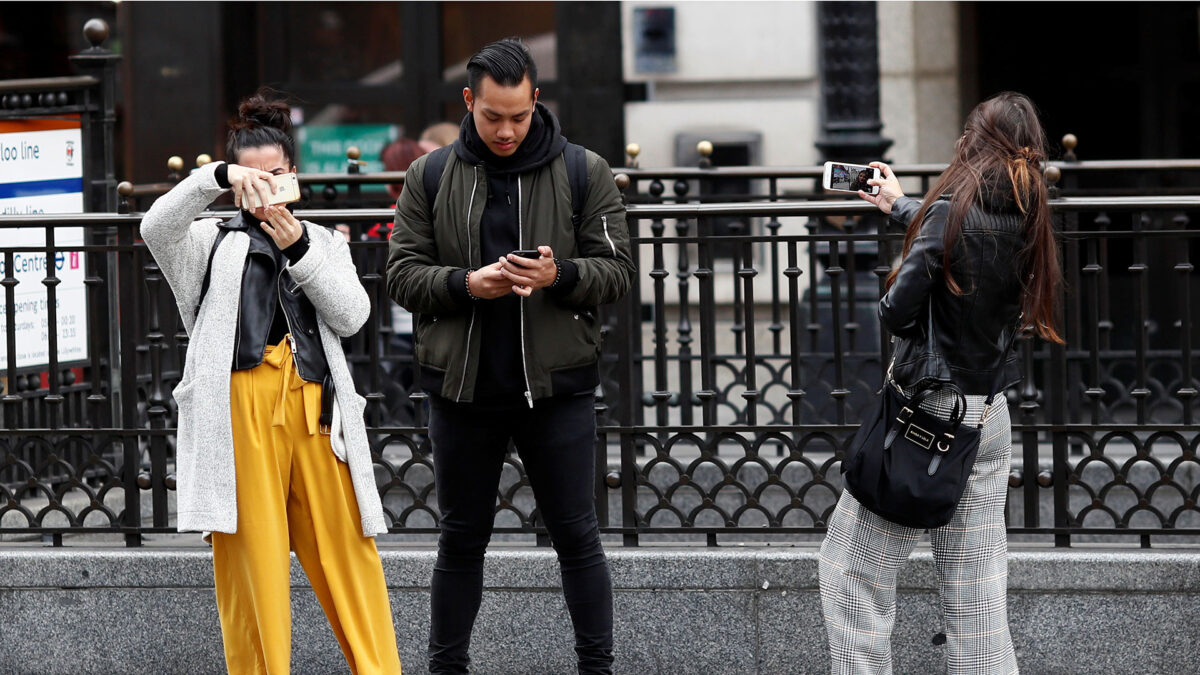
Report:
385,39,634,674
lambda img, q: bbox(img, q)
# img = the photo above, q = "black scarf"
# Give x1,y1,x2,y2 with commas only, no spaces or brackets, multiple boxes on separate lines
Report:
455,101,567,175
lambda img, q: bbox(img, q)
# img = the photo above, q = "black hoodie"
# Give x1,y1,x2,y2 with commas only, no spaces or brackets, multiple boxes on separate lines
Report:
454,102,572,402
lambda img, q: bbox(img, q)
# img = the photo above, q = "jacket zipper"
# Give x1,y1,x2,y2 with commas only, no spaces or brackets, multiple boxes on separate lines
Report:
455,165,482,403
465,165,479,267
232,258,246,364
262,269,279,345
517,174,533,408
277,271,302,376
601,214,617,256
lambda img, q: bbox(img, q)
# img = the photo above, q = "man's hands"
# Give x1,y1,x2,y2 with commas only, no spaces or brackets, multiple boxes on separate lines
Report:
466,262,513,300
468,245,558,299
500,245,557,297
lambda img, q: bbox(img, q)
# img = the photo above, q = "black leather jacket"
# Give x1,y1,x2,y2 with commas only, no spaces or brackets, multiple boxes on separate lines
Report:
219,212,330,383
880,195,1024,395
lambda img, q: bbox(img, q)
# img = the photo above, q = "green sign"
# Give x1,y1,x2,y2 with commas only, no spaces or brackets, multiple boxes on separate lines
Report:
297,123,399,192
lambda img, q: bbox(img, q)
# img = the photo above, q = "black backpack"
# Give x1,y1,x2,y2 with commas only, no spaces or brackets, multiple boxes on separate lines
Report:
420,143,589,229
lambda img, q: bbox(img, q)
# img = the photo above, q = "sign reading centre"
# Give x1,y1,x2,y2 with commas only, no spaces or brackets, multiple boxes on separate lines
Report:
0,118,88,370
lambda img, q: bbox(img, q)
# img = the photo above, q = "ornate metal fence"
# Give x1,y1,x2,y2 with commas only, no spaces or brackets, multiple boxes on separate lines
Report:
122,132,1200,213
1,194,1197,547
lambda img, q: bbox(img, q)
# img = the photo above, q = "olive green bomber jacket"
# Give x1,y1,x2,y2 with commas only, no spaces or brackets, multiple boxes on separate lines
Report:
385,148,636,404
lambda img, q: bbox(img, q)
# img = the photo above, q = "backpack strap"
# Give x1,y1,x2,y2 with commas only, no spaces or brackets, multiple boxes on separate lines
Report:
196,227,231,318
563,142,588,230
421,145,454,214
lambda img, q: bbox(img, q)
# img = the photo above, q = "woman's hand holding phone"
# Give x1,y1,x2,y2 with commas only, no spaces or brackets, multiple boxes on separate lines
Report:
858,161,905,214
226,164,278,212
499,245,557,297
260,205,304,249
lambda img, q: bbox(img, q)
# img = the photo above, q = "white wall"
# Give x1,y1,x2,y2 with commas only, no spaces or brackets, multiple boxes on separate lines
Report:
620,1,820,168
618,1,964,307
621,1,818,83
623,98,819,168
620,2,823,305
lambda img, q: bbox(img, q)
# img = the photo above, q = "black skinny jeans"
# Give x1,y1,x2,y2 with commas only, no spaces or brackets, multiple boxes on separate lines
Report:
427,393,614,674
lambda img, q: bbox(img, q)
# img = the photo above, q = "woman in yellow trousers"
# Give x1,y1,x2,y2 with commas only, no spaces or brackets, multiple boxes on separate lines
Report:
141,91,402,674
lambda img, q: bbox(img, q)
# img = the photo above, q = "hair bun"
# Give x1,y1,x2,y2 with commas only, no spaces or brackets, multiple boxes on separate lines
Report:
231,90,292,134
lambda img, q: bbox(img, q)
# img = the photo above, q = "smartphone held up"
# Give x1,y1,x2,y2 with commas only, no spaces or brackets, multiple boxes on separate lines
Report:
243,173,302,210
822,162,881,196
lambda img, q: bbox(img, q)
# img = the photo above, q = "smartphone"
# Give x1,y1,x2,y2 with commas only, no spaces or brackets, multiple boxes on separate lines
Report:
244,173,302,209
508,249,541,263
822,161,881,195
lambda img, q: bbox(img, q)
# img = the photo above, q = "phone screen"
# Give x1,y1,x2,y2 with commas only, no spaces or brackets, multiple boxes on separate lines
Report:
826,162,879,195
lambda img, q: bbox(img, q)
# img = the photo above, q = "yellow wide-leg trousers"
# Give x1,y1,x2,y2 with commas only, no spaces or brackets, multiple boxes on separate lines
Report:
210,338,402,675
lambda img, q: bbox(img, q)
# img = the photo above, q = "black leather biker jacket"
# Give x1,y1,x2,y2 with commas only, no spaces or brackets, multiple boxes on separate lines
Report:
880,194,1025,395
219,212,330,383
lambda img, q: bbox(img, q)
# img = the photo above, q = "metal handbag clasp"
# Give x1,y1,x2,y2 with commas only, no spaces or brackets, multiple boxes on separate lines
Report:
937,432,954,453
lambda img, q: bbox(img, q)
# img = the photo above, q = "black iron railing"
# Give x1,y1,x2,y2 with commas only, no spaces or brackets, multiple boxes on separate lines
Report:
0,195,1197,547
121,133,1200,213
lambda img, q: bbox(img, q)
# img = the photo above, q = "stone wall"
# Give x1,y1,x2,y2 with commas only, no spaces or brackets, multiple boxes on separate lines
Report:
1,547,1197,674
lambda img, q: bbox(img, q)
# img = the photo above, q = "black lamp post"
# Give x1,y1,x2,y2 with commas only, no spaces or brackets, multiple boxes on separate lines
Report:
815,1,893,163
810,2,892,363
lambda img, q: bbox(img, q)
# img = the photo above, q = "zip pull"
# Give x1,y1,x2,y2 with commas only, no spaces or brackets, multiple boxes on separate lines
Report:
287,332,298,355
524,391,533,409
506,191,511,206
600,215,617,255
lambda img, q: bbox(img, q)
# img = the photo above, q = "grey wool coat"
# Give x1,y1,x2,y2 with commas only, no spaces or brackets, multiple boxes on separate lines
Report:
140,161,387,537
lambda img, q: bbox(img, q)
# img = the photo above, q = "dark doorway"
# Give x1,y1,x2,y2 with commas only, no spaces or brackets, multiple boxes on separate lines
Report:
968,1,1200,162
967,1,1200,355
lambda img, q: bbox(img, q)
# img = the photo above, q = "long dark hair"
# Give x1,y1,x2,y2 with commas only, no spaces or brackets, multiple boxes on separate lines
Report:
226,88,296,166
886,91,1063,344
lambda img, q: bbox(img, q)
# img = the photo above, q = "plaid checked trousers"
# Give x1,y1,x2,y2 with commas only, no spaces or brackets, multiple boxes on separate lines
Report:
818,388,1019,675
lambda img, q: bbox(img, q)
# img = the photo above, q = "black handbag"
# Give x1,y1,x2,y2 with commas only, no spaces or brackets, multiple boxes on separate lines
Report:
841,317,1015,529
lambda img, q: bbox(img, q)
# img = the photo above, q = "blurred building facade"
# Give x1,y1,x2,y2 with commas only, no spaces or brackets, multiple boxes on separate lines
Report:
1,1,1198,182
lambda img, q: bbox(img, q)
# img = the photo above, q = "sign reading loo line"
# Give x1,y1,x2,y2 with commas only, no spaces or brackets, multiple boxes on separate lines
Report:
0,118,88,370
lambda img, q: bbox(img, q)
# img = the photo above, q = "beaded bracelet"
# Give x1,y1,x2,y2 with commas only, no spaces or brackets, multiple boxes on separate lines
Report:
465,268,478,300
548,259,563,289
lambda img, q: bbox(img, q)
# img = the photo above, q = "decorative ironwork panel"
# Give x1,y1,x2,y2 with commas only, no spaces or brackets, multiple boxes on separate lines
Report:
1,196,1198,547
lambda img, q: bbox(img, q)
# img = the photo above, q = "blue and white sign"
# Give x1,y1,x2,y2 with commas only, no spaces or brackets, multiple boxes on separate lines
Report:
0,121,88,369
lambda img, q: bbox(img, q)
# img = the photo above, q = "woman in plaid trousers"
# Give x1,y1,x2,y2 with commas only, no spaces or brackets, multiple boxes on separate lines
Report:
818,92,1064,675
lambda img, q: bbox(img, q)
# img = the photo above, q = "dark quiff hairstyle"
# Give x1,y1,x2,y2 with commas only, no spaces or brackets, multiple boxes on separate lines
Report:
466,38,537,93
226,89,296,166
886,91,1063,344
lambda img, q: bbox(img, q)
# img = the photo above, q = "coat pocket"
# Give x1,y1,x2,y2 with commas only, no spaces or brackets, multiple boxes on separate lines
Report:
170,375,208,474
172,377,199,416
567,309,602,360
329,392,368,464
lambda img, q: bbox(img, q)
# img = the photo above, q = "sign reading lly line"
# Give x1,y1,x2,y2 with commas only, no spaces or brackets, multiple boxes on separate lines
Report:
0,118,88,370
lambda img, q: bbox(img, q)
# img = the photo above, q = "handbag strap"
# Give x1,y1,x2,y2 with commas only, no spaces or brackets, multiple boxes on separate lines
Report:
887,308,1020,426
